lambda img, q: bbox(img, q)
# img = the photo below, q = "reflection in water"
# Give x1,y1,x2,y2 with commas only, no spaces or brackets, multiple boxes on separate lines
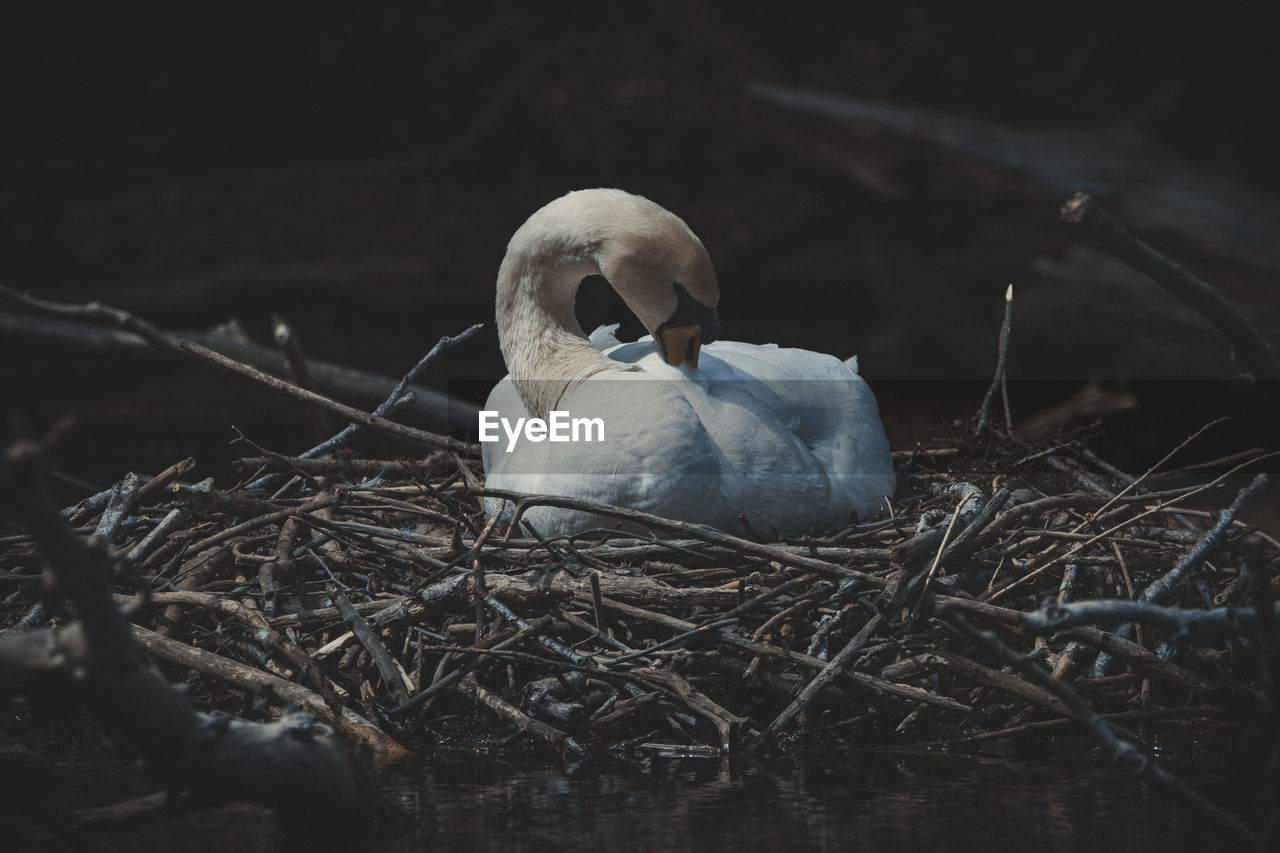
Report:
386,748,1264,853
13,746,1268,852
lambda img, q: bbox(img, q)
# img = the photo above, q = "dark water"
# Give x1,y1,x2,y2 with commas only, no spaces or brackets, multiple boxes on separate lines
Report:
386,749,1273,853
14,744,1270,852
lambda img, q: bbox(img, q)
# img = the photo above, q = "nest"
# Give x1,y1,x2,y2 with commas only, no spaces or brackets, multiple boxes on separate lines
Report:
3,415,1275,769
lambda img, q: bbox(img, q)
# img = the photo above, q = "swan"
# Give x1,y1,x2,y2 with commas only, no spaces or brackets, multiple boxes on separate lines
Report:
481,188,894,537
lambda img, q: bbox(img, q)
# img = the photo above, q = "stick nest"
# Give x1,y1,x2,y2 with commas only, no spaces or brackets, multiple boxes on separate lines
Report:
2,425,1276,760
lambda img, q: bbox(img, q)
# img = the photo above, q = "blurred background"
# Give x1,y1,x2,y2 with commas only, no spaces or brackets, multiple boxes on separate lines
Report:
2,2,1276,493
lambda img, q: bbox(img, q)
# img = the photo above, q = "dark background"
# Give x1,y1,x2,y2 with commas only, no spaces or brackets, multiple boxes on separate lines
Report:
2,3,1276,494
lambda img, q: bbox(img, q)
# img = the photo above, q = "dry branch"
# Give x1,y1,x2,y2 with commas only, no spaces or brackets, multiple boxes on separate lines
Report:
1061,193,1280,386
0,303,478,433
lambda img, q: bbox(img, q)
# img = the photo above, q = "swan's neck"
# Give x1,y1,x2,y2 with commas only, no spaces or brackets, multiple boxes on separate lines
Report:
497,246,620,419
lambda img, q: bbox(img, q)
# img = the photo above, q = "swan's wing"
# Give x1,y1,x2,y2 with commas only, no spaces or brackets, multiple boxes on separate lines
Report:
689,342,896,528
609,339,895,528
600,336,659,364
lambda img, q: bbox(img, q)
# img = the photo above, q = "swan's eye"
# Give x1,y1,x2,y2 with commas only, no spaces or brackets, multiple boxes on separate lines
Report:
702,309,720,344
669,281,719,343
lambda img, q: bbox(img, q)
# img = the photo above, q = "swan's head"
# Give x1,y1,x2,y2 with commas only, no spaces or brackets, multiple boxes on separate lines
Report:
504,189,721,370
590,192,720,370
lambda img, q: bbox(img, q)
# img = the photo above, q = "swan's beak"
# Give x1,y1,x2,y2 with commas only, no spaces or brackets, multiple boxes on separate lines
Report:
658,324,703,370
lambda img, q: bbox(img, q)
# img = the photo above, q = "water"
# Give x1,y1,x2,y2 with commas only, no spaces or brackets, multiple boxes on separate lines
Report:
13,743,1268,852
385,750,1264,853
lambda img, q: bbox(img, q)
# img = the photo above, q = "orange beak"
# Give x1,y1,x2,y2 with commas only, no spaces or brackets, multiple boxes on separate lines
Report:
658,324,703,370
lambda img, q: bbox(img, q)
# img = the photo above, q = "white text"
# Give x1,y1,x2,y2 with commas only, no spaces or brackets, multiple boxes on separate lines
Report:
478,410,605,452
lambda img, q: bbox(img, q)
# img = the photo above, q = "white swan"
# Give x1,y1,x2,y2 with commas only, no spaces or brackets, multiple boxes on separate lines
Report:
482,189,894,537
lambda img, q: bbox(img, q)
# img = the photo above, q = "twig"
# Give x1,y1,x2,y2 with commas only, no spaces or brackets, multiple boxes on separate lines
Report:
1089,471,1267,673
237,455,453,478
590,571,606,632
889,482,987,567
743,614,884,755
389,615,555,714
0,301,476,431
976,284,1014,435
241,323,483,491
327,581,415,706
124,507,188,565
92,473,142,545
1140,473,1269,604
1089,417,1231,523
455,673,582,754
987,456,1276,604
878,646,1072,717
129,624,400,757
908,502,965,620
1061,193,1280,388
598,595,970,713
177,338,476,454
476,487,885,586
1024,598,1280,645
117,588,340,703
271,312,334,442
601,618,737,666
